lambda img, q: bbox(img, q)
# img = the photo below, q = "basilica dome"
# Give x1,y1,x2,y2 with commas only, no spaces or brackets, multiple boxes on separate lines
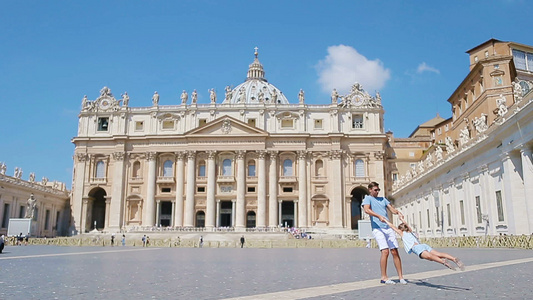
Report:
222,49,289,105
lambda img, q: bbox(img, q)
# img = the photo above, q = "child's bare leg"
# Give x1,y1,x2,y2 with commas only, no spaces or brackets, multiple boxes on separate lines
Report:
419,250,445,264
429,249,456,261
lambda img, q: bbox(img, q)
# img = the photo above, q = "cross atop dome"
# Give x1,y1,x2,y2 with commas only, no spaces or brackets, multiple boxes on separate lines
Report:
254,46,259,58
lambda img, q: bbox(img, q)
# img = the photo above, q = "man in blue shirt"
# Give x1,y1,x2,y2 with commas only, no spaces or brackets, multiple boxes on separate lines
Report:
362,182,406,285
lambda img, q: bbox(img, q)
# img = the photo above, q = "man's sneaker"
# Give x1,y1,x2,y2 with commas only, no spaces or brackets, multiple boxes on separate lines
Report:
399,279,408,285
380,279,396,285
454,258,466,271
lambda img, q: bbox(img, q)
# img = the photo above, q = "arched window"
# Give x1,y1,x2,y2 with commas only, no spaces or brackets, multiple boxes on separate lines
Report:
96,161,105,178
355,159,365,178
248,160,256,177
222,159,232,176
163,160,173,177
198,160,206,177
132,161,141,178
283,159,293,176
315,159,324,176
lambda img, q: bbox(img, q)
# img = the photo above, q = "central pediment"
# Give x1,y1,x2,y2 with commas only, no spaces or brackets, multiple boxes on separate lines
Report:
185,115,269,137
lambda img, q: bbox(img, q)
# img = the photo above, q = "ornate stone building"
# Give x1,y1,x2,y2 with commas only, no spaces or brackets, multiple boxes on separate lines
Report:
0,163,70,236
390,39,533,237
71,50,389,234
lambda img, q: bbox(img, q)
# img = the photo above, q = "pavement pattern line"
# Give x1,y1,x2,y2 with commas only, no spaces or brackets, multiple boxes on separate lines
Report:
223,256,533,300
0,247,162,260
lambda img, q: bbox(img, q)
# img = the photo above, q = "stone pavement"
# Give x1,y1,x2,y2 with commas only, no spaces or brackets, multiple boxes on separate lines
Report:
0,245,531,299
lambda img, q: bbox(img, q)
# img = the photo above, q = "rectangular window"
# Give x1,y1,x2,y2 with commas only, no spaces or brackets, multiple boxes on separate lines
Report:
459,200,465,225
426,209,430,228
314,119,323,129
199,119,207,127
475,196,482,223
55,211,61,230
161,187,171,193
135,121,144,131
352,115,363,129
282,187,293,193
44,209,50,230
444,124,449,132
197,187,205,193
437,128,442,135
392,173,398,182
496,190,504,222
19,206,26,218
162,120,174,129
436,207,440,227
247,119,256,127
281,119,294,128
419,211,422,229
409,152,415,157
247,186,256,193
513,49,527,70
248,165,256,177
97,117,109,131
2,203,10,228
447,203,451,226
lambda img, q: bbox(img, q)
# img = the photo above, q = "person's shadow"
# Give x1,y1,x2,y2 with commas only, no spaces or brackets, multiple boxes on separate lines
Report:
409,279,471,291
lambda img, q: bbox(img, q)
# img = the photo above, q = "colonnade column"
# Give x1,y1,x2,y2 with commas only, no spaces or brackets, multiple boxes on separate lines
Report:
329,150,343,228
297,150,307,228
257,151,267,228
268,151,279,227
174,152,185,227
216,200,221,227
520,147,533,233
278,200,283,227
293,201,298,227
206,150,217,228
155,200,161,227
231,200,236,227
104,197,112,230
110,151,126,231
184,151,196,227
144,152,157,227
81,197,90,233
235,150,246,230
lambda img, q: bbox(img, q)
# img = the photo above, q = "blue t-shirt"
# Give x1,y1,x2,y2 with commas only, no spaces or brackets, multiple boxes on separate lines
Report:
362,195,390,229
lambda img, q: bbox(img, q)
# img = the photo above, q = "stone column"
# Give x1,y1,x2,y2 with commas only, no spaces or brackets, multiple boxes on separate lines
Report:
155,200,161,227
184,151,196,227
174,152,185,227
268,151,279,227
235,150,246,230
231,199,236,227
329,150,343,228
171,200,175,227
110,151,126,231
144,152,157,227
479,165,492,235
81,197,89,233
257,151,267,228
461,173,473,235
72,153,88,234
216,200,221,227
520,147,533,233
278,200,283,227
294,201,298,227
104,197,112,230
297,150,307,227
206,150,217,228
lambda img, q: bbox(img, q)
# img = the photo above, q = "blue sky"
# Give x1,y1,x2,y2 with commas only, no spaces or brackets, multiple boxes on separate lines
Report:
1,0,532,188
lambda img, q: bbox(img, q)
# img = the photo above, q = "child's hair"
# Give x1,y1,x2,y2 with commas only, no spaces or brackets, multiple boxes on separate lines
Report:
398,223,409,231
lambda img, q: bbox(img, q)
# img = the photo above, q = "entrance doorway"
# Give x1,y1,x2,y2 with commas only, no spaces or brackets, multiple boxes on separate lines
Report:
281,201,294,227
160,201,172,227
350,187,368,229
246,211,256,228
88,188,106,231
196,211,205,228
219,201,232,227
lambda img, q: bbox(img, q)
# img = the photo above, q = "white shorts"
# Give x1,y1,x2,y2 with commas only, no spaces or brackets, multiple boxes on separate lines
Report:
372,227,399,250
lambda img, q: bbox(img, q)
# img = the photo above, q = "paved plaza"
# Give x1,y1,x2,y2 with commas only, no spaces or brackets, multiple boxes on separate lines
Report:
0,245,532,299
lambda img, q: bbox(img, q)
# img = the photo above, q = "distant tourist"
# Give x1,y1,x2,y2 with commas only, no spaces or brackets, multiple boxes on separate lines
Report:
111,233,115,247
142,235,147,247
122,234,126,246
384,216,465,271
146,236,150,247
240,235,245,248
0,234,5,253
199,236,203,248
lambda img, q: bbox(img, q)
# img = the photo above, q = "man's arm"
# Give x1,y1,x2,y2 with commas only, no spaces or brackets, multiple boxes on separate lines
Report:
363,204,386,223
386,203,403,218
383,218,403,236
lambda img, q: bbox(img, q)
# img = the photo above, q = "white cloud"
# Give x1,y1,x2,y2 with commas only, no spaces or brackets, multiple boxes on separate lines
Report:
416,62,440,74
316,45,390,95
